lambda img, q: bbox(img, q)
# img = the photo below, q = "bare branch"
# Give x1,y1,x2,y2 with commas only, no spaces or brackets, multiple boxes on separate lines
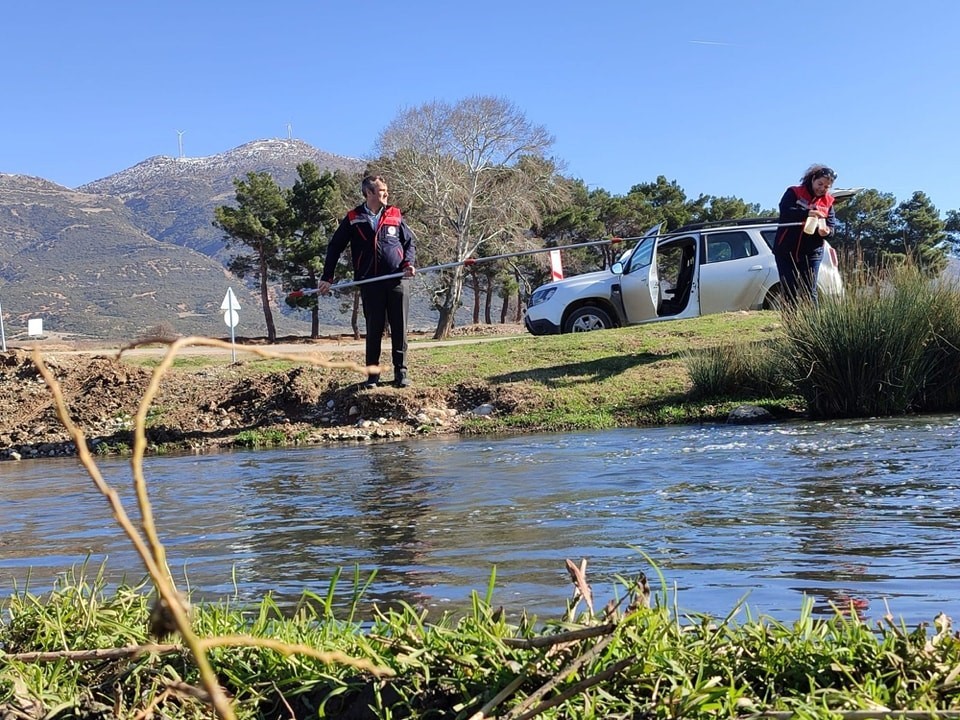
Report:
29,338,381,720
374,95,563,338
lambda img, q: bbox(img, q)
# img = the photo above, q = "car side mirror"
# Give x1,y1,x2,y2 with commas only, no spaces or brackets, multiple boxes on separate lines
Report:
611,261,624,274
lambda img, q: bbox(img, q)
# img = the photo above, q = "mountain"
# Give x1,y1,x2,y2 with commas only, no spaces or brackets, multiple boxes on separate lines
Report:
79,139,364,260
0,141,368,342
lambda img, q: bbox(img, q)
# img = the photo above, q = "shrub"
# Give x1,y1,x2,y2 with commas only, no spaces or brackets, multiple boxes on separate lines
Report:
685,264,960,418
781,264,960,418
686,340,788,400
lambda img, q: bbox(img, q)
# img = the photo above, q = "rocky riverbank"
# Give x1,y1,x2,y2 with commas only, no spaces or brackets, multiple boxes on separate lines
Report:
0,347,524,461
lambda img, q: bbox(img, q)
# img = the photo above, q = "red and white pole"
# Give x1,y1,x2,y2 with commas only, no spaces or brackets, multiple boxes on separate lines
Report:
549,249,564,282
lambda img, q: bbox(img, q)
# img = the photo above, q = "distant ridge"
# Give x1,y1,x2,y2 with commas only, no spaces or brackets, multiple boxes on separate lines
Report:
80,139,363,196
78,139,366,259
0,173,73,192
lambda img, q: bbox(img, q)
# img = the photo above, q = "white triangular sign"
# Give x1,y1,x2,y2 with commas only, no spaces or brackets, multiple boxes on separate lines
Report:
220,287,240,311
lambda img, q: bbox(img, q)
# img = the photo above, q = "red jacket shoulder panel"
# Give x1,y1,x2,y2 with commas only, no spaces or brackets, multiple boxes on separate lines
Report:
793,184,835,212
380,206,402,226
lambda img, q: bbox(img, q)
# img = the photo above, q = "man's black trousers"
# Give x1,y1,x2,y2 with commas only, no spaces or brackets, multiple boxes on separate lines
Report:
360,278,409,375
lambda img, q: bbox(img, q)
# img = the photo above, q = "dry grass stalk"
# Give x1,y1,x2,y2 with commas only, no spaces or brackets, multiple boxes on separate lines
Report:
2,643,180,663
483,556,649,720
31,336,385,720
565,557,593,617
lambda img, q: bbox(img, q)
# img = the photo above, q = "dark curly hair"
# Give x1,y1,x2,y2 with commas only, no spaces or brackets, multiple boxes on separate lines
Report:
801,164,837,188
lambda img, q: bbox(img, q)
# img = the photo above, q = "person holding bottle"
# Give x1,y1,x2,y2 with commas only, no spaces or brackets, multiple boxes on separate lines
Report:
773,164,837,305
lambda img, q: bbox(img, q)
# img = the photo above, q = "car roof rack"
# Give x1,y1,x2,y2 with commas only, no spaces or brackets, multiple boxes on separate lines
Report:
674,217,779,233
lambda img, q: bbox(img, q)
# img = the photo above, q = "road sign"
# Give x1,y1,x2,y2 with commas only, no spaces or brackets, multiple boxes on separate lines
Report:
220,287,240,311
221,287,240,362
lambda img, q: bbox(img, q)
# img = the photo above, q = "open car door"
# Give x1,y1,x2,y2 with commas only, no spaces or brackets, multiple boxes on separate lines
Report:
616,224,662,324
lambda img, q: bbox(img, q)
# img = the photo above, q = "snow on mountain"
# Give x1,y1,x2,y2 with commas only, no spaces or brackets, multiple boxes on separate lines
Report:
79,138,363,196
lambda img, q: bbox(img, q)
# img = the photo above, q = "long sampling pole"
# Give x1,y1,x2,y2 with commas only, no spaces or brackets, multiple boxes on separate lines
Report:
286,235,631,299
286,220,808,300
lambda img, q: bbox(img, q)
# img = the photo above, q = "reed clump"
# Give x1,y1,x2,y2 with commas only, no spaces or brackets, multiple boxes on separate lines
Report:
685,340,787,400
687,265,960,418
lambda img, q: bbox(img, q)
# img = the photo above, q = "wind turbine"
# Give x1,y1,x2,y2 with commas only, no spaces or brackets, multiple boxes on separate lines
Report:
177,130,185,159
287,122,292,140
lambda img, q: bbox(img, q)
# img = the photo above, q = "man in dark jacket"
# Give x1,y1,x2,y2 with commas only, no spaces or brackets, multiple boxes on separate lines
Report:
318,175,417,388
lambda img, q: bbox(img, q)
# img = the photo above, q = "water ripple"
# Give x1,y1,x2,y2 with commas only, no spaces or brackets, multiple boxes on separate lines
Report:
2,414,958,624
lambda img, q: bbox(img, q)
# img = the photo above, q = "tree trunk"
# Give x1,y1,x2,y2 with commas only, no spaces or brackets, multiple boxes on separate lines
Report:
471,269,481,325
259,253,277,343
484,277,493,325
500,294,509,324
514,284,523,322
351,291,361,340
308,271,320,338
434,266,465,339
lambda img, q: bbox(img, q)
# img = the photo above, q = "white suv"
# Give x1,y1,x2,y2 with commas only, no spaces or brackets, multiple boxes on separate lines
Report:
524,218,843,335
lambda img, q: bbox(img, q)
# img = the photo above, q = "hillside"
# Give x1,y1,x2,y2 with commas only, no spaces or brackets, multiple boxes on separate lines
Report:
0,173,305,340
0,141,374,341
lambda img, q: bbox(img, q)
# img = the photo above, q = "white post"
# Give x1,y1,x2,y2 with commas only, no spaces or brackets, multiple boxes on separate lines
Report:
228,291,236,363
221,287,240,363
0,297,6,352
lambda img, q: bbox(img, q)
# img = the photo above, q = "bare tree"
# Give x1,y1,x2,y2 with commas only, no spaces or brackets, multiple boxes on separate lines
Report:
375,96,561,338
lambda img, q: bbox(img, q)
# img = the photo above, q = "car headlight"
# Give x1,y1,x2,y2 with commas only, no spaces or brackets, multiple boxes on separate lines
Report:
529,287,557,307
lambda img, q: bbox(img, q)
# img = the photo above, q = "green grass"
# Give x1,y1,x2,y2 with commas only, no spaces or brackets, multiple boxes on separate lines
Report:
4,566,960,719
130,355,229,370
416,311,789,431
232,428,290,448
94,440,131,455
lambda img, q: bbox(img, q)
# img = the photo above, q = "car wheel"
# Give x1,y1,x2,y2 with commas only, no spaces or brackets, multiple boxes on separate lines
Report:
762,285,782,311
563,306,613,333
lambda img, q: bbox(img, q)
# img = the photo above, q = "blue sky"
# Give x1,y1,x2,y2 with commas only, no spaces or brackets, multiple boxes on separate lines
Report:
4,1,959,214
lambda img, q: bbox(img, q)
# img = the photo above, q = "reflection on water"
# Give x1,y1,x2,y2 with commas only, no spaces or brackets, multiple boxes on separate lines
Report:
2,414,959,624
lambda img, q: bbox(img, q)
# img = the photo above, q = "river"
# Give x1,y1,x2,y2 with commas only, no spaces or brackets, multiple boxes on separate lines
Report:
2,414,959,625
